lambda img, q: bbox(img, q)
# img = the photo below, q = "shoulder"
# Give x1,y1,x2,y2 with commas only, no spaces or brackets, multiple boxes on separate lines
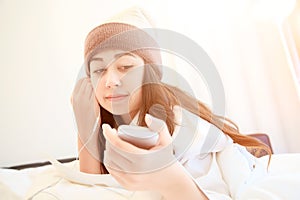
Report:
172,106,233,160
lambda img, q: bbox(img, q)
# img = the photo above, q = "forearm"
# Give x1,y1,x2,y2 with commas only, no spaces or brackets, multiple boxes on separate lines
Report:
78,138,101,174
157,162,208,200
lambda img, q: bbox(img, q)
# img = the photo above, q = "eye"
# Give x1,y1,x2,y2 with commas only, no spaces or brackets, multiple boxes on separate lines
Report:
118,65,134,71
92,68,106,74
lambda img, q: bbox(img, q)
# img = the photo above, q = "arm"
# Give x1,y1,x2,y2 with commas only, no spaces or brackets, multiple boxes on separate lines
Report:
78,137,101,174
71,77,101,174
102,115,209,200
156,161,208,200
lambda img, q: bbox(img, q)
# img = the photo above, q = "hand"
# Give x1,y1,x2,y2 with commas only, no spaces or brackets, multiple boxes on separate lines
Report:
103,114,208,199
71,78,100,156
102,114,176,191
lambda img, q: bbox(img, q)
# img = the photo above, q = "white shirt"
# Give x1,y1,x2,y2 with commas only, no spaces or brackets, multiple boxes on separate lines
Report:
47,106,299,200
169,106,269,199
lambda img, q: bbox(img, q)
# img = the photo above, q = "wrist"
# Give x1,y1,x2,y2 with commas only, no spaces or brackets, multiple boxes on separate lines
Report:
156,161,208,200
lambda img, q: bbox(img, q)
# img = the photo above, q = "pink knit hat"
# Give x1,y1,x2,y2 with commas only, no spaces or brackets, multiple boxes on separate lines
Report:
84,7,162,79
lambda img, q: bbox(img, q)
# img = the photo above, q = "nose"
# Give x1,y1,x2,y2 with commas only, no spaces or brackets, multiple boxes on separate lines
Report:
105,68,121,88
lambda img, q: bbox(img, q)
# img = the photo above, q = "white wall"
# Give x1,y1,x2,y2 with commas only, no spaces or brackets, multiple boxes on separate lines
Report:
0,0,172,167
1,0,299,167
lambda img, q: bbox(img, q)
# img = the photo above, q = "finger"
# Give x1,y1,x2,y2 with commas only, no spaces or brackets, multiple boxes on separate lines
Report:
78,78,89,95
102,124,117,138
105,142,163,173
145,114,166,133
103,147,132,172
94,76,101,91
72,78,86,96
81,78,95,101
145,114,172,147
102,124,146,154
86,81,94,99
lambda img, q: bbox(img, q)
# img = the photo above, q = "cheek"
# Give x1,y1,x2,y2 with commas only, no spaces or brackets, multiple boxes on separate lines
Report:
121,70,144,109
130,88,143,104
127,79,143,108
121,67,144,92
91,76,105,102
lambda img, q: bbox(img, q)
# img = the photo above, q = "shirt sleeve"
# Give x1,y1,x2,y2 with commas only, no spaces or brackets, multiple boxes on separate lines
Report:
173,107,235,199
216,143,268,199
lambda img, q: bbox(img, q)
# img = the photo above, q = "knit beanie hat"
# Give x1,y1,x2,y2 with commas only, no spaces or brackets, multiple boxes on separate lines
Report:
84,7,162,79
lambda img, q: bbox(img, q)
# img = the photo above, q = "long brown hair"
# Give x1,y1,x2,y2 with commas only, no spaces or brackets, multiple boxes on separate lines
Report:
98,64,272,174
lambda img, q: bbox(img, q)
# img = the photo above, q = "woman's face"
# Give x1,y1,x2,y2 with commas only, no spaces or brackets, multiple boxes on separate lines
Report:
89,49,145,116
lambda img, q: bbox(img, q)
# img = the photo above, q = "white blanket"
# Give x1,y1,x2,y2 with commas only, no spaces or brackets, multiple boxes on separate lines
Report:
237,154,300,200
0,154,299,200
0,159,162,200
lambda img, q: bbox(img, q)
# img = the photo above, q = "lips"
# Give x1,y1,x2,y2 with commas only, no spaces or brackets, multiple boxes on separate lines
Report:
105,94,129,101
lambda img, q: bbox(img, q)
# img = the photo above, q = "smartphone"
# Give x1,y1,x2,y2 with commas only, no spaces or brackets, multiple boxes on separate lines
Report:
118,125,159,149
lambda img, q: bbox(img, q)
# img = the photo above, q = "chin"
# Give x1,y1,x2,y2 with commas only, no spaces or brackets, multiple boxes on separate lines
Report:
104,105,129,116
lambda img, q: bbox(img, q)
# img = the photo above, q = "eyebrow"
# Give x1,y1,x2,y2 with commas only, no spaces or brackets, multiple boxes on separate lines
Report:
90,52,136,62
114,52,136,59
90,57,103,62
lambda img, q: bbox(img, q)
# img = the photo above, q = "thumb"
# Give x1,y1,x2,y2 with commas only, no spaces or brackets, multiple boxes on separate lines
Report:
145,114,172,146
145,114,166,133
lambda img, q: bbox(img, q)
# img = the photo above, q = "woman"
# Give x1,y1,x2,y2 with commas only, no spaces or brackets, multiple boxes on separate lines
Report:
71,7,298,200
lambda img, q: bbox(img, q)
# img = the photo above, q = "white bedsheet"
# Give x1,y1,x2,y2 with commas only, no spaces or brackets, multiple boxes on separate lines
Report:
0,154,299,200
0,159,162,200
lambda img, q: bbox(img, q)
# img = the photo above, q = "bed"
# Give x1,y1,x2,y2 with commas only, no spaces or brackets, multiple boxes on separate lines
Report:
0,157,162,200
1,134,299,200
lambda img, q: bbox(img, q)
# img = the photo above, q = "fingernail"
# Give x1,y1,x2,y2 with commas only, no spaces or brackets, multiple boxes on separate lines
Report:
145,114,152,123
102,124,116,136
102,124,110,134
145,114,154,130
102,123,107,130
